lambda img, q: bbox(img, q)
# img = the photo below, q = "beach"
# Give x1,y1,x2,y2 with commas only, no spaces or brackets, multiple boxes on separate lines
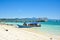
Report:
0,24,60,40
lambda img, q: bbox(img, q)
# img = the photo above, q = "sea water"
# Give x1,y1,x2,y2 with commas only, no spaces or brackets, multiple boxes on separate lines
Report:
5,19,60,35
31,19,60,35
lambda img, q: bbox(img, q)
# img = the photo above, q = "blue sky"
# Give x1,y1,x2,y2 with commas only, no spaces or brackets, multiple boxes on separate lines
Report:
0,0,60,19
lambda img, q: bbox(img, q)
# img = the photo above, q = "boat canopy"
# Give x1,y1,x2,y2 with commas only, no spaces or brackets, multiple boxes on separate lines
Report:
29,22,38,24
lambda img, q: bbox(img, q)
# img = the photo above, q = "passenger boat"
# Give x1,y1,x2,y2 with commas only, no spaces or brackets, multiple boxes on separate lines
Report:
23,22,41,27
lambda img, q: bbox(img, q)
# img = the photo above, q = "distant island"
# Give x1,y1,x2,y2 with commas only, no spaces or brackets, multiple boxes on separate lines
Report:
0,18,48,22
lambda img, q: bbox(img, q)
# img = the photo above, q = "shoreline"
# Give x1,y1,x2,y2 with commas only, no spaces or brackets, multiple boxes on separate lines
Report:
0,24,60,40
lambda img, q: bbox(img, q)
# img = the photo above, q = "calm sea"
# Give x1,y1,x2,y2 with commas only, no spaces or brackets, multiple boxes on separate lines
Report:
5,19,60,35
31,19,60,35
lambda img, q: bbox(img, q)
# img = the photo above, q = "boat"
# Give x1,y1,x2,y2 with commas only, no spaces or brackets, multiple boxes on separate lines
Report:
23,22,41,27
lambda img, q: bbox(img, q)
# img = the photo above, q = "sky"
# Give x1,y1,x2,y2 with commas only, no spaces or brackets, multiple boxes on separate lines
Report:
0,0,60,19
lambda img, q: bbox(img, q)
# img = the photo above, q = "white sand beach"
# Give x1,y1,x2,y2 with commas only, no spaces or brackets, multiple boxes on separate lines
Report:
0,24,60,40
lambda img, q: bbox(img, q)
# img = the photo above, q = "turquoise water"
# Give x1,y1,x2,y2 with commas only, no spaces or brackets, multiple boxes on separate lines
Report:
32,24,60,35
5,22,23,25
4,19,60,35
32,19,60,35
